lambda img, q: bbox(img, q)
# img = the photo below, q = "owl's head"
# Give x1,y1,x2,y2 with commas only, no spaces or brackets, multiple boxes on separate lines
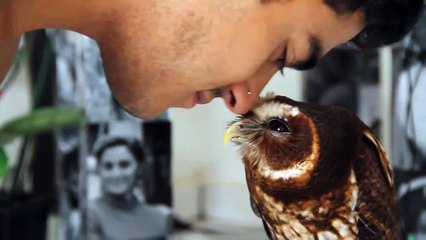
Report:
224,93,360,196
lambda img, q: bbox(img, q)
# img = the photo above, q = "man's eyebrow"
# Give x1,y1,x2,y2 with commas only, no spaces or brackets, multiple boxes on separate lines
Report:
288,35,322,71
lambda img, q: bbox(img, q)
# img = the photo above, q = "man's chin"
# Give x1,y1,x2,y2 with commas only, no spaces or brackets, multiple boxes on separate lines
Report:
120,104,167,119
119,97,203,118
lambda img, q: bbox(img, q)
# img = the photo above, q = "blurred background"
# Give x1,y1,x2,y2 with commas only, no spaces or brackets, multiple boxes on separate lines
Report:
1,7,426,240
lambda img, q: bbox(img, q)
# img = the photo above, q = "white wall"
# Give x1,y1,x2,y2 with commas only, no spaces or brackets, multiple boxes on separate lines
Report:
170,70,304,225
0,61,32,173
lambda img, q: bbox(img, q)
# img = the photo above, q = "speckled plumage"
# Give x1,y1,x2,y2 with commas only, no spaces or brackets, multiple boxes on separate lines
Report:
224,94,400,240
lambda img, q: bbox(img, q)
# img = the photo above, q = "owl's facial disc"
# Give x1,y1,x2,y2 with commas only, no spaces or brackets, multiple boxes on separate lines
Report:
224,95,321,189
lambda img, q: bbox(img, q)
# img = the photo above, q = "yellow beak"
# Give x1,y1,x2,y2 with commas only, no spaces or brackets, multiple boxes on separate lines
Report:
223,121,242,144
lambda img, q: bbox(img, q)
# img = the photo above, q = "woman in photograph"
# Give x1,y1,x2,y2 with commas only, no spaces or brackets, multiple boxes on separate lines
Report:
87,137,171,240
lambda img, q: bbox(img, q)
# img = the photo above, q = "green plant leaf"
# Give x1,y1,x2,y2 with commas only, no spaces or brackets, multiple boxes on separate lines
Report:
0,107,84,146
0,147,7,178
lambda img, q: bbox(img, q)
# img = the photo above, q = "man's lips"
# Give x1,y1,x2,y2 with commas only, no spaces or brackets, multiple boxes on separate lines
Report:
195,91,209,104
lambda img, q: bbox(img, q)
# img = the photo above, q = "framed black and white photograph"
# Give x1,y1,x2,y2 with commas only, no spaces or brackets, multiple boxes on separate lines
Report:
84,120,173,240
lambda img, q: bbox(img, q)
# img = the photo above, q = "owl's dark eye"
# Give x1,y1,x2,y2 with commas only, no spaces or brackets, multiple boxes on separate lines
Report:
267,118,291,133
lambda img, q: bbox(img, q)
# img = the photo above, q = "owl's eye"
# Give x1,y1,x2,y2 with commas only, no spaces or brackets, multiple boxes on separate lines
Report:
267,118,291,133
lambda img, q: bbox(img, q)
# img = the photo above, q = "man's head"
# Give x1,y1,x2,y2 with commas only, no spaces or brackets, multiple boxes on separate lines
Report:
96,0,422,118
94,137,145,196
325,0,424,50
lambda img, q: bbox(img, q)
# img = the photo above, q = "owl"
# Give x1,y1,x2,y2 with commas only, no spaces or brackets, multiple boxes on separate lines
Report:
224,93,400,240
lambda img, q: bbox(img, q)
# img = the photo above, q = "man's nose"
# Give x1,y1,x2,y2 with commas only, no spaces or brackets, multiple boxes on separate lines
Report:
224,82,258,115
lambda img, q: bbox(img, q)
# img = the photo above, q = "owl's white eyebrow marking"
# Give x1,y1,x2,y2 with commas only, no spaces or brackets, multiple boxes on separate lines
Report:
290,106,300,116
254,102,300,120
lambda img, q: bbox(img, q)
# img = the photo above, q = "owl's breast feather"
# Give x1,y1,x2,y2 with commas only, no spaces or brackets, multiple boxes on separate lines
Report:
251,170,359,239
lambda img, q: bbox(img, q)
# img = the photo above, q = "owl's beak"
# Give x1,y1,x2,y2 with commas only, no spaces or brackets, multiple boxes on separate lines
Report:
223,121,243,144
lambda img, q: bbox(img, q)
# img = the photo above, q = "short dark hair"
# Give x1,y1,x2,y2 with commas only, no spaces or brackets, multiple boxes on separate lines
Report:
324,0,424,50
94,137,145,164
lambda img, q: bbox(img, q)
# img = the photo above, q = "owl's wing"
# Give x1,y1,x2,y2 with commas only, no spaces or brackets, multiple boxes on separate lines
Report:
362,129,394,189
245,169,262,218
244,168,275,238
249,196,275,240
357,130,400,238
250,196,261,217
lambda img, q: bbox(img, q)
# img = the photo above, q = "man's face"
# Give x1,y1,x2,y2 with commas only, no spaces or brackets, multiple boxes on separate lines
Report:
98,0,365,118
99,145,138,195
